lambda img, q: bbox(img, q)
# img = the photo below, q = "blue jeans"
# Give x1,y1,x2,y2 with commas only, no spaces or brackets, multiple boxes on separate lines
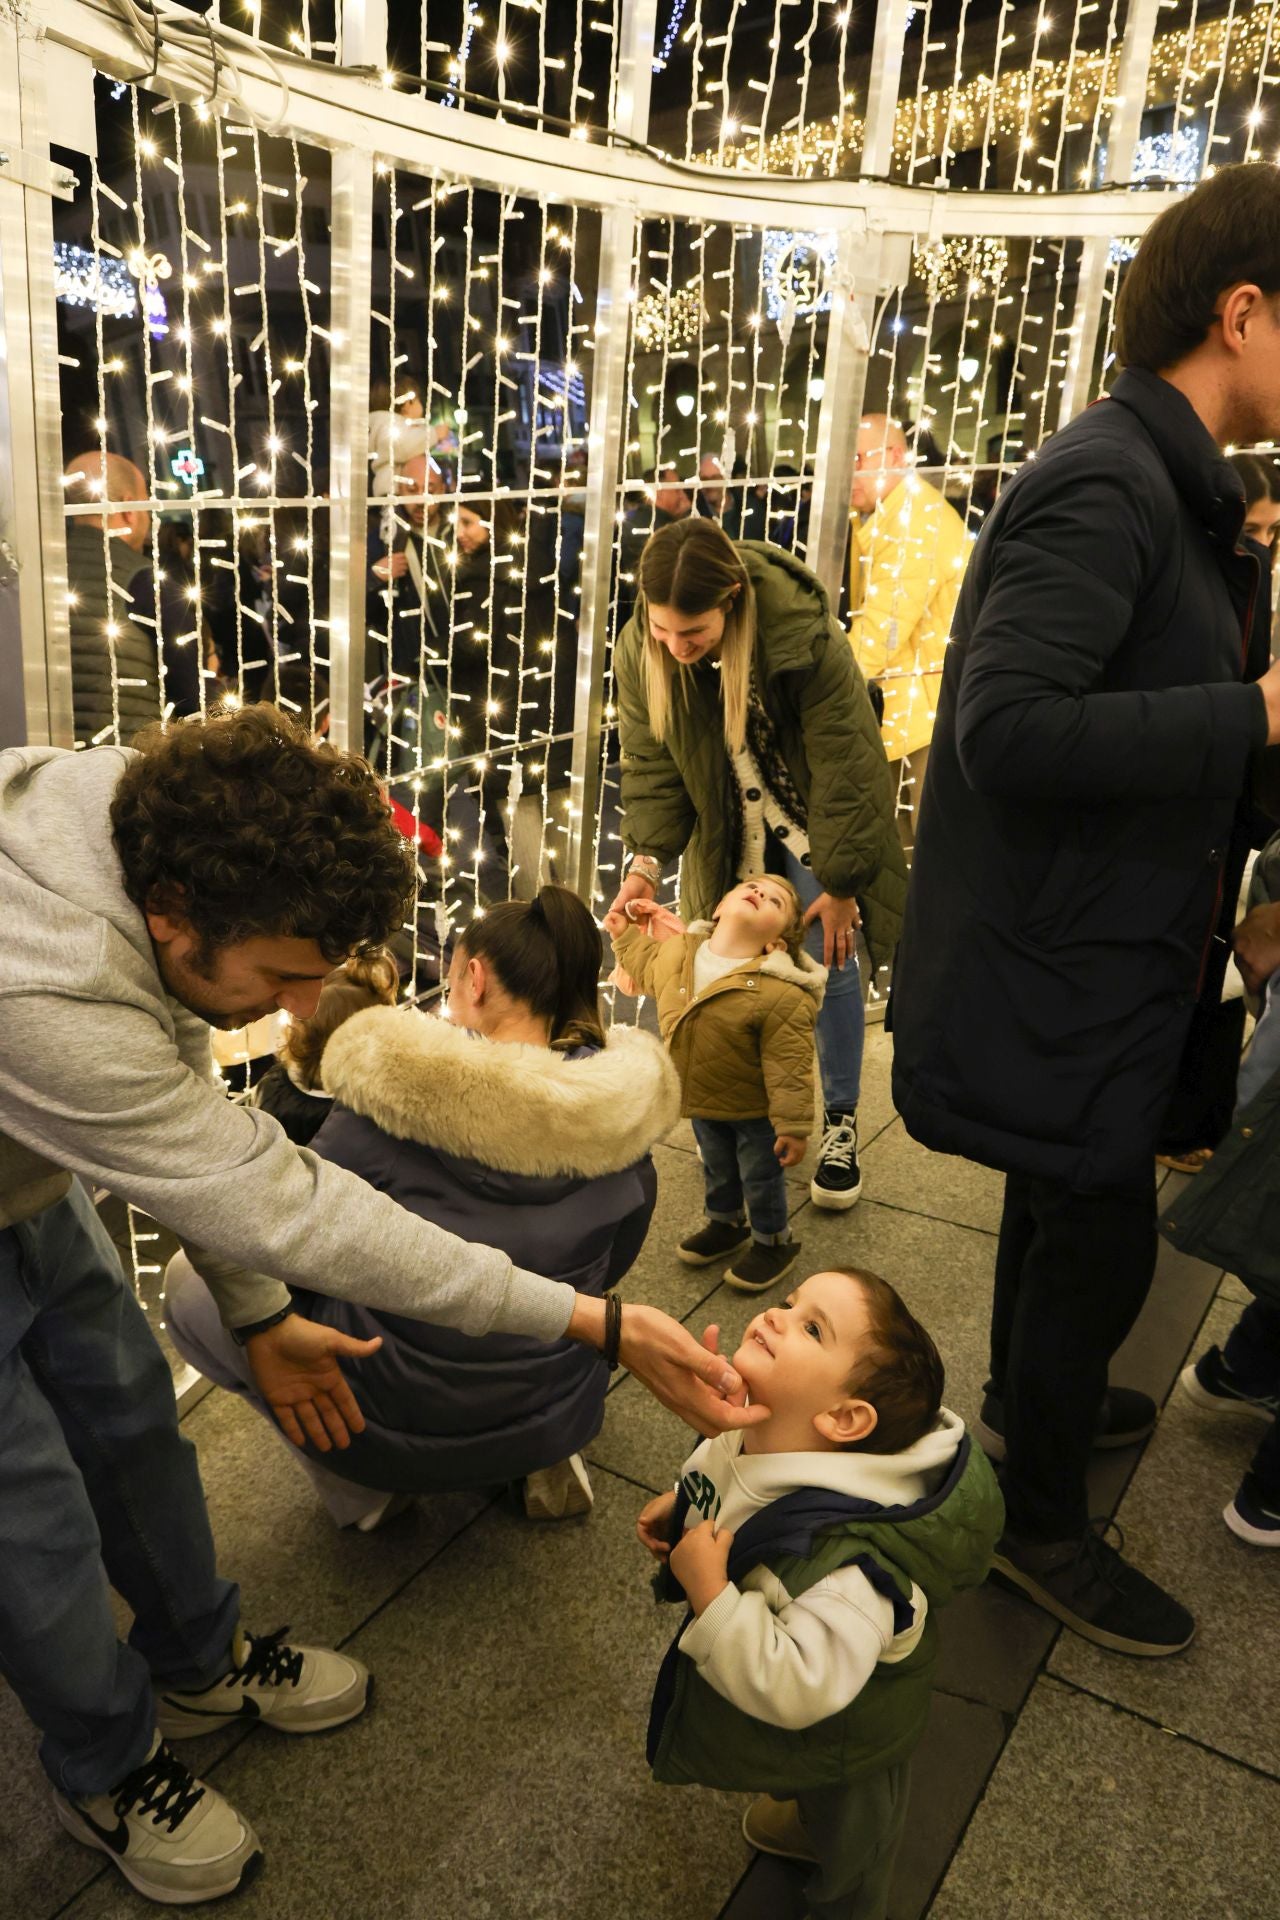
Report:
1224,1297,1280,1502
693,1117,790,1242
771,836,865,1115
0,1185,239,1794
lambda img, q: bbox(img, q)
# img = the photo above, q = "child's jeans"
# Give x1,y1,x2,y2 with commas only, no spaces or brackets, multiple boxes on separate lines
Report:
692,1117,791,1244
1220,1295,1280,1503
794,1762,910,1920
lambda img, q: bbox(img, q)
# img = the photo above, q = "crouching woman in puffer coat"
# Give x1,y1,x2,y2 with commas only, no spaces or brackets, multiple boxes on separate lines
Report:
165,886,680,1529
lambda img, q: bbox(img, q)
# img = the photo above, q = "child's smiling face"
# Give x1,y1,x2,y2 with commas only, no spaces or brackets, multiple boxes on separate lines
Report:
732,1271,874,1445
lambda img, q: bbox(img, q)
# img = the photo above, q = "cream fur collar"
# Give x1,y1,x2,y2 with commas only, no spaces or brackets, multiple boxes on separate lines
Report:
320,1007,681,1178
686,921,827,1005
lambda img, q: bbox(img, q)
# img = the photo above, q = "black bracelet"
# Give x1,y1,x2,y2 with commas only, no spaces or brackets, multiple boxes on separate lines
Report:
230,1302,295,1347
603,1291,623,1371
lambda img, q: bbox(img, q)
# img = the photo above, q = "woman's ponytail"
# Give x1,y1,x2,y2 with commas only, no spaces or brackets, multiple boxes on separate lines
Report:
456,885,605,1050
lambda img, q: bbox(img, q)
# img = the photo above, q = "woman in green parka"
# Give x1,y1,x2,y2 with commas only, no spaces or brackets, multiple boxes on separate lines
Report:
609,517,906,1210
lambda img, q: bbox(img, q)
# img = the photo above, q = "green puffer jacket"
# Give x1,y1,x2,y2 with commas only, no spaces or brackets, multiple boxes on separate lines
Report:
650,1435,1003,1793
615,541,907,972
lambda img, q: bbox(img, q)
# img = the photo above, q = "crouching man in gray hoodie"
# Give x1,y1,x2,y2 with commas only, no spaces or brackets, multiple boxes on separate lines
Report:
0,703,763,1907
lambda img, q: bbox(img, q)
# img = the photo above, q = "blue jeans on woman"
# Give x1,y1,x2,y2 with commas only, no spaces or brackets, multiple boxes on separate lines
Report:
0,1184,239,1795
692,1117,791,1244
771,834,865,1115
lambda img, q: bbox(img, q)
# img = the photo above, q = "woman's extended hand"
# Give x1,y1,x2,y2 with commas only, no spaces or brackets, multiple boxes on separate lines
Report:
607,870,658,919
803,891,862,970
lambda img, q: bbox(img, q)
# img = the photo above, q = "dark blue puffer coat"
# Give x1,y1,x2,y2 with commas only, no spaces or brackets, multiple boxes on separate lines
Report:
289,1007,680,1492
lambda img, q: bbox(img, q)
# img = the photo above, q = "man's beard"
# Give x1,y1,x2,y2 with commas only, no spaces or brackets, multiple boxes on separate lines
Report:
160,939,275,1029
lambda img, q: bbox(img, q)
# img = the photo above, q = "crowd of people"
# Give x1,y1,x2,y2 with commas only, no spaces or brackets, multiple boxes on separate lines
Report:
5,162,1280,1917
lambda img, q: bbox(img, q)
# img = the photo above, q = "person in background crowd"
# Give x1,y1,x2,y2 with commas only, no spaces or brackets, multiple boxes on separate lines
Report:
0,705,762,1906
127,518,219,721
368,448,450,679
367,378,429,503
610,516,905,1213
1156,447,1280,1179
557,443,589,601
891,163,1280,1658
166,887,678,1531
251,949,399,1149
845,416,970,863
62,451,160,748
696,455,727,521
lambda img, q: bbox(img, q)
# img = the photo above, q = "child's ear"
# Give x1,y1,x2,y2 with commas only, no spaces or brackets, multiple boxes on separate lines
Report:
813,1398,878,1448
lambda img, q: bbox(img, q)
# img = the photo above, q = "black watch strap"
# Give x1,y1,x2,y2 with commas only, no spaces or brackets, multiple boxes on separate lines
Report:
230,1302,295,1347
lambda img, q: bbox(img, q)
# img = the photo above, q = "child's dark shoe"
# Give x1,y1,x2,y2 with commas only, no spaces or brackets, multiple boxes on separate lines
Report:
678,1220,751,1266
1180,1347,1280,1425
741,1794,818,1863
1224,1474,1280,1547
725,1240,801,1294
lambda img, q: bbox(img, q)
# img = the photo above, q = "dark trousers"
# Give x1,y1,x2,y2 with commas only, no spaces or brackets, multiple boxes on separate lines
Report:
1224,1296,1280,1501
794,1763,910,1920
989,1170,1157,1539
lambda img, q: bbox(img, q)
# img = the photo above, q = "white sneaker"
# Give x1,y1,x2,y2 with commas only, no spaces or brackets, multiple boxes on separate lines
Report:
523,1453,594,1520
154,1626,369,1739
53,1736,262,1905
354,1490,416,1534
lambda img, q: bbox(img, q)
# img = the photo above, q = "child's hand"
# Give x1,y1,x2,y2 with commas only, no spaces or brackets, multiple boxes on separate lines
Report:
669,1518,735,1615
774,1132,807,1168
602,906,628,938
636,1489,677,1560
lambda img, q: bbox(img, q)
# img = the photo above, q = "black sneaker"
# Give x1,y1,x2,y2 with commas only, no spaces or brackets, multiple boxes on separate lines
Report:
1224,1473,1280,1548
975,1386,1158,1464
725,1240,801,1294
990,1519,1195,1657
1180,1347,1280,1426
678,1220,751,1266
53,1736,263,1905
810,1111,862,1210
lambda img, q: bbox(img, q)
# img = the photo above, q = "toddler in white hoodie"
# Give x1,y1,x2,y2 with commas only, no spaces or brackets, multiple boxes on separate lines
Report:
638,1267,1002,1920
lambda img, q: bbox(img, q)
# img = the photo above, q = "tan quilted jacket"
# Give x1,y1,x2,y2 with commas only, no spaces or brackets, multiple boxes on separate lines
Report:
611,921,825,1137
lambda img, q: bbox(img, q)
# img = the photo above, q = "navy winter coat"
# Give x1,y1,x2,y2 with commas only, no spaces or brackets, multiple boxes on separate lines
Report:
891,368,1276,1191
288,1009,680,1491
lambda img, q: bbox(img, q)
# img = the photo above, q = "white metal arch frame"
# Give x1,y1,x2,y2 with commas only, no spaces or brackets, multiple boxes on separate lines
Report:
2,0,1170,890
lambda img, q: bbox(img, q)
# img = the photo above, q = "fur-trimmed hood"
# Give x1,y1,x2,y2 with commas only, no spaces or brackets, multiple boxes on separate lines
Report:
321,1007,680,1180
686,921,827,1007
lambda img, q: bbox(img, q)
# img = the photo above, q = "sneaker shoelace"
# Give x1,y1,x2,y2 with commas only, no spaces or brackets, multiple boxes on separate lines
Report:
819,1117,859,1168
1074,1517,1131,1592
114,1743,205,1833
229,1626,305,1692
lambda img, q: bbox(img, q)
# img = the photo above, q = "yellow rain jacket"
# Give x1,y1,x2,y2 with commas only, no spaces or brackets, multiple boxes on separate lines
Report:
849,477,970,762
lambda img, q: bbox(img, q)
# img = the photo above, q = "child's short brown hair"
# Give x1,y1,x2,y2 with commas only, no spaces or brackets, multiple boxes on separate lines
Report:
834,1268,944,1454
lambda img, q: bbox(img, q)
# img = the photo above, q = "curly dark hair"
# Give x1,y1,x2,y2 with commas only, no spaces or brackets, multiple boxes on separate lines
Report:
110,703,416,962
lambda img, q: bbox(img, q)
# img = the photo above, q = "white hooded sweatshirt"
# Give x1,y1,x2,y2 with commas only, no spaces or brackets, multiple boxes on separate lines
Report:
676,1410,965,1731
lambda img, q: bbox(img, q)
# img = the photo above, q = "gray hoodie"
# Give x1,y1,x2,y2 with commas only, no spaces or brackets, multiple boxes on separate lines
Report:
0,744,574,1342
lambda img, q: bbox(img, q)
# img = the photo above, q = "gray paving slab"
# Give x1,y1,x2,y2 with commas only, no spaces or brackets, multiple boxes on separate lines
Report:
931,1676,1280,1920
0,1679,104,1920
858,1121,1006,1236
1049,1298,1280,1781
57,1467,752,1920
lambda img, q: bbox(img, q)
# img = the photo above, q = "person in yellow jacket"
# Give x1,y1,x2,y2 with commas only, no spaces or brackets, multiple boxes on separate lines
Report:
848,416,971,859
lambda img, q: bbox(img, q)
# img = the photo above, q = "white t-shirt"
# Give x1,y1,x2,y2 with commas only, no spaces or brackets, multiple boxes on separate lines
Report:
693,944,751,996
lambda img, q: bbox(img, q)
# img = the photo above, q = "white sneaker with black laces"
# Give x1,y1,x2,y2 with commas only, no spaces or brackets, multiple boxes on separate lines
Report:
810,1110,862,1210
155,1626,369,1740
53,1736,262,1905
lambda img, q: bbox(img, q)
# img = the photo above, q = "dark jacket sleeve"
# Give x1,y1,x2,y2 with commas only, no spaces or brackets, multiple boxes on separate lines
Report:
956,455,1268,804
615,618,699,864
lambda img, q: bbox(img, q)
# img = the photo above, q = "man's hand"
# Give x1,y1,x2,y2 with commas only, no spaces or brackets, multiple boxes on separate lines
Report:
244,1312,382,1453
802,891,862,970
774,1132,807,1168
607,870,657,919
568,1298,768,1434
372,552,409,582
669,1519,735,1615
637,1489,678,1560
1234,900,1280,995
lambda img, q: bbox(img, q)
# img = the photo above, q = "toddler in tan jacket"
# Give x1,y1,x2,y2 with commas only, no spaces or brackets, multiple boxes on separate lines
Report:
606,877,826,1293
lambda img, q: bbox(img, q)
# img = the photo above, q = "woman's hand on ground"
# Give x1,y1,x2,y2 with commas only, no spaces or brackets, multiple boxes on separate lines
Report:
613,1302,769,1435
669,1519,735,1615
636,1489,677,1559
607,870,658,919
774,1132,807,1168
802,891,862,970
244,1313,383,1453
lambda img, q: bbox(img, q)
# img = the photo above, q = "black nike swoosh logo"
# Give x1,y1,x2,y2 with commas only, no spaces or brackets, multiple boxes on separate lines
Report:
74,1806,130,1856
160,1692,261,1722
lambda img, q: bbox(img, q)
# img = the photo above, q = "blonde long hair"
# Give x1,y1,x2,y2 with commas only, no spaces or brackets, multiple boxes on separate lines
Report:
636,518,756,755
